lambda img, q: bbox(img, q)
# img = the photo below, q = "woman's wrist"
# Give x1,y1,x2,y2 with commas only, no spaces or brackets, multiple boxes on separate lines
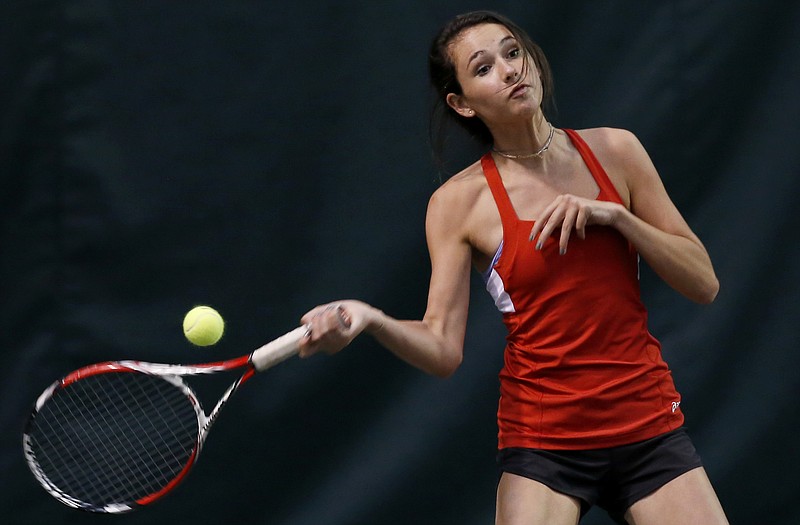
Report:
608,201,631,231
366,308,386,336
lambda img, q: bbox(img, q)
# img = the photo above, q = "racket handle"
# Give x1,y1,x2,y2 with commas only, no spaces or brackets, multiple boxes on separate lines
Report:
250,325,307,371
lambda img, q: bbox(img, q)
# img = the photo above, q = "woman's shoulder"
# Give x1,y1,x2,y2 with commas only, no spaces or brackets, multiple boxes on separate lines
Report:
570,127,654,177
426,158,493,231
429,158,487,204
570,127,643,156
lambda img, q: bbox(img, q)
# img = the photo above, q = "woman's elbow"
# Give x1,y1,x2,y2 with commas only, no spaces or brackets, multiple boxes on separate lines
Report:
432,351,463,378
703,277,720,304
691,276,720,304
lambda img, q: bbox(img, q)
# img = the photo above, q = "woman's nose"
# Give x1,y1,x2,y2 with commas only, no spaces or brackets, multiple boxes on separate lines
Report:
502,61,519,83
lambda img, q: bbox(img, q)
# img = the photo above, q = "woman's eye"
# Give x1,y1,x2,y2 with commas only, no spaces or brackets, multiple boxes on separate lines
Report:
508,48,520,58
476,65,490,76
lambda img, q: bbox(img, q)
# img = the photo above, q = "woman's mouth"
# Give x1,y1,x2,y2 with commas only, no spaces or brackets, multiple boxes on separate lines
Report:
510,84,529,98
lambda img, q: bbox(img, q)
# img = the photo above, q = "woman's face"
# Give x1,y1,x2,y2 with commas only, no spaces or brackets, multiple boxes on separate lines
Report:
445,23,542,125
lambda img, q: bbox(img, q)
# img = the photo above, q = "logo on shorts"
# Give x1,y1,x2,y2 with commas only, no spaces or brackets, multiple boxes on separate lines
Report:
671,401,681,413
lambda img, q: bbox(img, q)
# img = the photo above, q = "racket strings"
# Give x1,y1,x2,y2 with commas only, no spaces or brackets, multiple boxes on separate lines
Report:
26,372,200,509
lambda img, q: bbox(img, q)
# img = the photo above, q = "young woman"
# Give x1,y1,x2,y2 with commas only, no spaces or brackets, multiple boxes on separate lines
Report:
298,11,728,525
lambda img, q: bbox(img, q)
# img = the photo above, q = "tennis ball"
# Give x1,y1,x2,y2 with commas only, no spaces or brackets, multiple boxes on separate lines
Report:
183,306,225,346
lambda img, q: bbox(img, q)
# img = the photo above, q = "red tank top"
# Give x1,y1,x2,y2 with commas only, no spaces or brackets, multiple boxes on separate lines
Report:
482,129,684,450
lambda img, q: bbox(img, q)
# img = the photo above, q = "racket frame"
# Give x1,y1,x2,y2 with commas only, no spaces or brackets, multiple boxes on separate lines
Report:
22,325,307,513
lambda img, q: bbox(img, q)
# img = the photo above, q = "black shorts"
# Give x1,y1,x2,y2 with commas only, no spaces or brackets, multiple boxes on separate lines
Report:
496,427,703,524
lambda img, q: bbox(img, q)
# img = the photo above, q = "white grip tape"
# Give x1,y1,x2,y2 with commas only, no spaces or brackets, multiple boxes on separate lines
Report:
250,325,307,371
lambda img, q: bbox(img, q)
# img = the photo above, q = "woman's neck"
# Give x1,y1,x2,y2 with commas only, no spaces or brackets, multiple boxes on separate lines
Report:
489,114,552,157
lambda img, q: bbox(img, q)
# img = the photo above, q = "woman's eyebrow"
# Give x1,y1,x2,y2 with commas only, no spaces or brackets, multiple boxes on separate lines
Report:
467,36,517,66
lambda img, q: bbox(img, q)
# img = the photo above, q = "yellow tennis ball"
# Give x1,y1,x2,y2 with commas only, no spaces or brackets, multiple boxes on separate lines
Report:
183,306,225,346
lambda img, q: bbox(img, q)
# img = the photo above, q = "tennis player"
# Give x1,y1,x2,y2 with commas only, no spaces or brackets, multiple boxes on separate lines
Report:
300,10,728,525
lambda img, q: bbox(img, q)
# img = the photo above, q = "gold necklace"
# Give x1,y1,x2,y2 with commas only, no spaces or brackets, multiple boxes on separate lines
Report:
492,123,555,159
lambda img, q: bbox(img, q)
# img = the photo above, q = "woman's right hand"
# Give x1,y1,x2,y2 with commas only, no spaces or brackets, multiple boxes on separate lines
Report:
298,300,383,358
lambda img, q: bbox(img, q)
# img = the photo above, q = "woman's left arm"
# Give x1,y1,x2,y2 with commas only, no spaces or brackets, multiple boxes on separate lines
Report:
530,128,719,304
602,129,719,304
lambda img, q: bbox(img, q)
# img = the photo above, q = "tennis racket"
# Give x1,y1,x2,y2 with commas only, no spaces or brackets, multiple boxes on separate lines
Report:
22,324,310,513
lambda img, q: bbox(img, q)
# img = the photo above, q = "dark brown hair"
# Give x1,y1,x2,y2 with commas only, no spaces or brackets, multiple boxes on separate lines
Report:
428,11,555,171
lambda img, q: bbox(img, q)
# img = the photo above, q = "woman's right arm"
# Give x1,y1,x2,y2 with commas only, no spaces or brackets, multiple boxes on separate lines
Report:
298,184,474,378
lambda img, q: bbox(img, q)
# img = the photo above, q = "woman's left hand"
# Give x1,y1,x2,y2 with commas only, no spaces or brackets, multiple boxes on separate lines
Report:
528,194,624,254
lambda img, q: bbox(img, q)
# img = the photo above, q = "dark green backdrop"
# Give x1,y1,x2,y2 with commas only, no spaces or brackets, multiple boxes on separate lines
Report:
2,1,798,524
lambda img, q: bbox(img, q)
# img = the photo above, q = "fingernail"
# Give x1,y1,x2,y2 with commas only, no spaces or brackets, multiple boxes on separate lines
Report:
559,247,566,255
535,241,543,250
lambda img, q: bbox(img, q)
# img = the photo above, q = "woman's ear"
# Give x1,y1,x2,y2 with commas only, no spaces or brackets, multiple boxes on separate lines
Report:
446,93,475,118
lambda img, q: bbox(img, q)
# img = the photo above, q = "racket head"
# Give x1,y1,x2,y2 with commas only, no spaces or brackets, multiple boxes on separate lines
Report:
23,363,205,513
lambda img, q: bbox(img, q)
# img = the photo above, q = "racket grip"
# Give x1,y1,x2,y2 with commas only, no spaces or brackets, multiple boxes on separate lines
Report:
250,325,307,371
